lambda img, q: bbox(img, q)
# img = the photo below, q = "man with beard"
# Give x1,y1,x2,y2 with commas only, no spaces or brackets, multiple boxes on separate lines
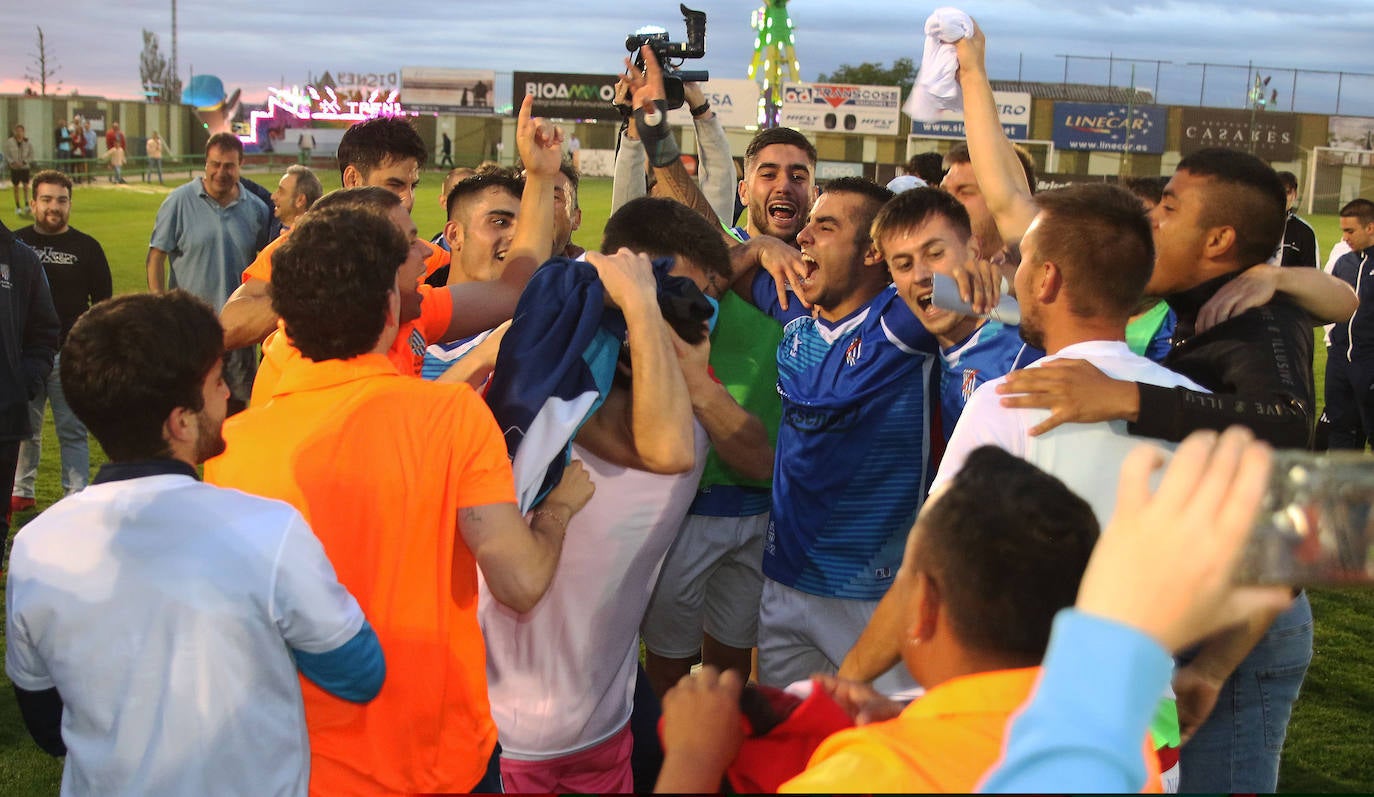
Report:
6,291,382,796
11,170,111,511
146,132,269,411
932,183,1206,524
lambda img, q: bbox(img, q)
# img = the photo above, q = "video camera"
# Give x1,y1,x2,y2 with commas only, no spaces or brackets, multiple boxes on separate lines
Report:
624,4,709,111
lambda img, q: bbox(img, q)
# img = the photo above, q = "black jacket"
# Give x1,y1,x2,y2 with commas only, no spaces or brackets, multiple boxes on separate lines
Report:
1329,247,1373,361
0,220,60,443
1131,270,1315,450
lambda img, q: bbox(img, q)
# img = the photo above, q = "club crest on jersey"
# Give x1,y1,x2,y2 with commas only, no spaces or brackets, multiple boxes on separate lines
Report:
844,337,862,367
961,368,980,402
409,328,425,358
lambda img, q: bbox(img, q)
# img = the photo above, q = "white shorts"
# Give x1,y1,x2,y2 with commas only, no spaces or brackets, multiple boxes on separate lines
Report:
641,512,769,657
757,578,917,696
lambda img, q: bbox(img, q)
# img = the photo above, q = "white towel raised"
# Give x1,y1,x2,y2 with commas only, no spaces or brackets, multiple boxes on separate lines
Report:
903,7,975,121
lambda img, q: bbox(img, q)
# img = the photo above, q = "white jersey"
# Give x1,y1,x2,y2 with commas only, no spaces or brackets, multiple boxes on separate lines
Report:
934,340,1208,525
6,473,365,797
481,422,709,760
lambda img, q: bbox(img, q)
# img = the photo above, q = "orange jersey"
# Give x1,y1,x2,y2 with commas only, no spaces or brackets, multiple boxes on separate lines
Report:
250,285,454,406
243,232,287,283
205,353,517,795
422,238,450,279
779,668,1163,794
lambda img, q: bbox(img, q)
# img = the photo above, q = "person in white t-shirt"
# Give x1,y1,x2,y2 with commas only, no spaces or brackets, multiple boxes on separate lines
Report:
5,291,382,797
935,182,1207,523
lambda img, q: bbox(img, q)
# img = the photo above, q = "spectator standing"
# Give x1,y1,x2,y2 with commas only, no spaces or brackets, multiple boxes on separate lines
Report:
146,132,269,411
145,131,165,184
4,125,35,216
10,170,112,513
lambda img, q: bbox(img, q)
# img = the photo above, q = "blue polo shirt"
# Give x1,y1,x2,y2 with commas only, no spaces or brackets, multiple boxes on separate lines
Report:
149,179,268,309
752,271,938,600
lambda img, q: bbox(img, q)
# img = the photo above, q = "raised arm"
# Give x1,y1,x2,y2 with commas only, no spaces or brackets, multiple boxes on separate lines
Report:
684,81,739,225
439,95,560,340
623,46,735,246
955,22,1038,246
611,78,649,214
575,249,695,474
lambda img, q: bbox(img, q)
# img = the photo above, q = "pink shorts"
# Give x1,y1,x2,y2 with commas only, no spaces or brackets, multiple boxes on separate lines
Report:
499,724,633,794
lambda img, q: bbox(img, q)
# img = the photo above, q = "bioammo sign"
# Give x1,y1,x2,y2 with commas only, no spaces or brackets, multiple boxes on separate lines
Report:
513,72,621,122
1052,102,1167,154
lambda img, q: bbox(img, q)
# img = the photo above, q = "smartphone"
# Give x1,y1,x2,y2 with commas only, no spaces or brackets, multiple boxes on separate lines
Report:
1236,450,1374,586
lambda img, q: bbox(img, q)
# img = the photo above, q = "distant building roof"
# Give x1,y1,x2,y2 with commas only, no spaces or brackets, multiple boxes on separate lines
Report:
991,80,1154,104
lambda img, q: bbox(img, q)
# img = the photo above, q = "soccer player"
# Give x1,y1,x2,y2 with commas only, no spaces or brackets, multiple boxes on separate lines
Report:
220,116,444,349
727,177,938,693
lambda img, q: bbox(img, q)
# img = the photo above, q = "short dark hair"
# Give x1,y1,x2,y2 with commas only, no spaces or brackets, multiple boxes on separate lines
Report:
62,291,223,461
905,151,946,185
821,177,895,244
1124,176,1168,207
945,141,1037,195
284,164,323,210
29,170,72,195
310,185,402,218
206,132,244,160
600,196,732,282
271,206,408,361
1340,198,1374,227
1276,170,1299,194
744,127,817,172
871,186,973,247
446,170,524,222
336,116,427,182
915,446,1099,664
1031,184,1154,319
1175,148,1286,267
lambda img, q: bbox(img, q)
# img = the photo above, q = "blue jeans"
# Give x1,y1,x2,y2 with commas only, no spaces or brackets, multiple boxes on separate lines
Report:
14,353,89,498
1178,591,1313,792
146,158,163,183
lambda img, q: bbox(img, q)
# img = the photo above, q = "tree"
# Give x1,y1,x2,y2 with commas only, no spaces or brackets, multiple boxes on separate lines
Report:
24,26,62,97
139,29,181,103
817,57,917,93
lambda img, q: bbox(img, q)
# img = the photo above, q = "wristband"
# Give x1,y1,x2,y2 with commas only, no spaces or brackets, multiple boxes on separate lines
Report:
633,99,682,168
690,101,711,118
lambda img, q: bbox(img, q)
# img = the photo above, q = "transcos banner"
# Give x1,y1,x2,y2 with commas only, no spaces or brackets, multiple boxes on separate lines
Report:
514,72,621,122
1052,102,1167,154
401,68,496,114
909,91,1030,140
779,82,901,136
668,79,762,128
1180,107,1297,161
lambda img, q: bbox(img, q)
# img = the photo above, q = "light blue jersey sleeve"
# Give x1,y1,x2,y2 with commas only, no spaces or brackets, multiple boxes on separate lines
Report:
979,609,1173,793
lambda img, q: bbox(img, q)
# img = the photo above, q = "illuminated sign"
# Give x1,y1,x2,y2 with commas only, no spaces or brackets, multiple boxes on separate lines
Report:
238,84,415,145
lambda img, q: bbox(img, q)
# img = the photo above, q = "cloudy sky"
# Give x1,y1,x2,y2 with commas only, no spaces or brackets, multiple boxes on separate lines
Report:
4,0,1374,116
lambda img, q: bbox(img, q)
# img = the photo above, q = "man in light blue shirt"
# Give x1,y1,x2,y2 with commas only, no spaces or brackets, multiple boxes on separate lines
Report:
146,132,268,409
